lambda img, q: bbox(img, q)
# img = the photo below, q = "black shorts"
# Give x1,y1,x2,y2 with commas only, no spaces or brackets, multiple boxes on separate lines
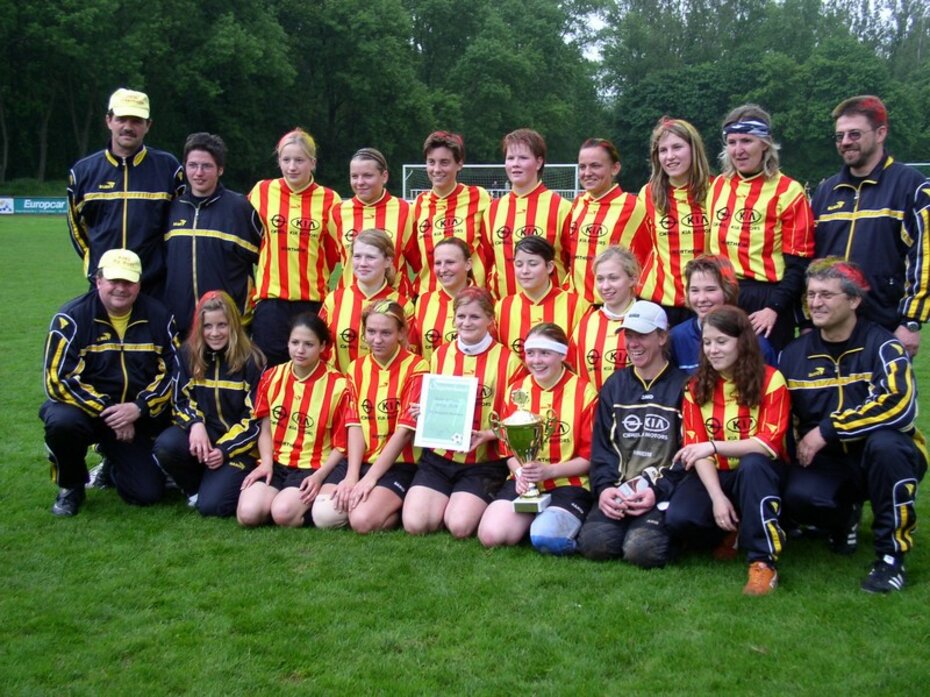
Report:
323,459,417,499
411,449,508,503
270,462,318,490
495,480,594,521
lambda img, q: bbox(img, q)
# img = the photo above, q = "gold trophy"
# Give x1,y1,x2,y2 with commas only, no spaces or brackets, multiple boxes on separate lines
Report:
489,389,556,513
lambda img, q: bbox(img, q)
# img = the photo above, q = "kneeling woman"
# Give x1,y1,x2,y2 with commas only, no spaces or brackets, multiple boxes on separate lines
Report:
403,287,525,538
237,314,348,527
477,323,598,554
312,301,429,532
154,291,265,516
666,306,790,595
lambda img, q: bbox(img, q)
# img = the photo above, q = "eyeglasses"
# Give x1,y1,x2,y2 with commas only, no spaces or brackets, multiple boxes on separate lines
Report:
805,290,845,301
833,129,873,143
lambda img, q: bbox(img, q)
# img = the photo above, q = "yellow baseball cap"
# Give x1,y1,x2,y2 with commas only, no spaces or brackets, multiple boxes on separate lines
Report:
98,249,142,283
108,88,150,119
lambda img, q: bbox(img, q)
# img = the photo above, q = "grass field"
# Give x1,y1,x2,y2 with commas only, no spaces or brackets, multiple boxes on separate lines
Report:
1,216,928,695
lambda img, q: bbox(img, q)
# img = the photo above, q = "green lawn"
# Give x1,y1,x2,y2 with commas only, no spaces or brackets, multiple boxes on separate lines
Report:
1,216,928,695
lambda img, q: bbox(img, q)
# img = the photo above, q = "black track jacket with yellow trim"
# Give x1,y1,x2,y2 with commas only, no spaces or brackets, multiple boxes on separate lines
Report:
67,145,183,288
163,184,263,336
43,290,179,418
778,318,921,451
812,153,930,329
172,346,263,461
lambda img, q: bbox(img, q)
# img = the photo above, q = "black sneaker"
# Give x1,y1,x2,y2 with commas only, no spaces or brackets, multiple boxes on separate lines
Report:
861,554,906,593
51,487,86,517
88,459,113,489
828,502,862,555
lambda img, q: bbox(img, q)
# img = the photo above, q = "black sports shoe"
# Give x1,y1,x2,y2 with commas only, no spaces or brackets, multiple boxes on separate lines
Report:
51,487,86,517
828,502,862,555
88,459,113,489
861,554,906,593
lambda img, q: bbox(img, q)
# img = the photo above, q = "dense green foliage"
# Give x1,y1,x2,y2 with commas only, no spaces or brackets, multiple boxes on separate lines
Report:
1,1,927,190
3,216,930,693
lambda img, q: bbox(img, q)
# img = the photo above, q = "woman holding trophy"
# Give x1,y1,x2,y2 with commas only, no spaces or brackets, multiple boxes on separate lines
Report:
477,323,598,555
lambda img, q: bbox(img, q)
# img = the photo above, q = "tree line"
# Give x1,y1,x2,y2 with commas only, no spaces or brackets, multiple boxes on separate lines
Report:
2,0,927,193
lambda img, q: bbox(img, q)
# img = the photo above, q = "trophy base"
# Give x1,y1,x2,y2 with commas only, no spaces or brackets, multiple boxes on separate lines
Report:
512,493,552,514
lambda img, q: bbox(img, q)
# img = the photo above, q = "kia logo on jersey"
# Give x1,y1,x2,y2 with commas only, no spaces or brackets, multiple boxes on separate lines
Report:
378,398,402,415
727,415,757,432
734,208,762,224
581,223,607,238
516,225,543,238
604,348,625,365
435,216,461,231
683,212,708,228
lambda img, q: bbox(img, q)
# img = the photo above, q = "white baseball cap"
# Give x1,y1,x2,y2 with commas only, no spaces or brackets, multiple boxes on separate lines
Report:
623,300,669,333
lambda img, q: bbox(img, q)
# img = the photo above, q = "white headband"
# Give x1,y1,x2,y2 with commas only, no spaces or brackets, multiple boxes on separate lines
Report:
523,336,568,355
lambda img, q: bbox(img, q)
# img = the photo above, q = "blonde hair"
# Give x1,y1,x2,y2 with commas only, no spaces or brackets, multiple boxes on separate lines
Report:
362,299,408,333
275,128,317,160
594,245,641,281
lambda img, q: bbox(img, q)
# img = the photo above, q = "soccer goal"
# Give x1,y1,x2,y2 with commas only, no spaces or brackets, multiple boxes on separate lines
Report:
402,164,579,201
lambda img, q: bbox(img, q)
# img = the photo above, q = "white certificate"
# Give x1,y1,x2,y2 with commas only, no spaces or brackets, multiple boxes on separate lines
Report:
414,374,479,452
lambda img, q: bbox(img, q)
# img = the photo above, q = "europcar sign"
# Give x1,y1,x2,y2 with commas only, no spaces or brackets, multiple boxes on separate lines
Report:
0,197,69,215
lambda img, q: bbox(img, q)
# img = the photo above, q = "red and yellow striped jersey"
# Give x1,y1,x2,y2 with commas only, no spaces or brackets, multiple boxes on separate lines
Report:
253,360,348,469
345,347,429,464
500,369,598,491
318,280,413,374
682,365,790,470
638,182,711,306
706,172,814,282
481,182,571,299
408,184,491,295
567,184,650,304
495,283,590,358
330,191,413,295
568,304,633,390
249,177,341,302
409,285,459,362
429,340,526,464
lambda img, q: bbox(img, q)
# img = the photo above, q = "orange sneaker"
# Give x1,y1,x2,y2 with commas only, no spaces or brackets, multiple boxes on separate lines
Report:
743,561,778,596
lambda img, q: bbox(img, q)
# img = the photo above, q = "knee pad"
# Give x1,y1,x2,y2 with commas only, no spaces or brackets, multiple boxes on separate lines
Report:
311,494,348,529
530,507,582,556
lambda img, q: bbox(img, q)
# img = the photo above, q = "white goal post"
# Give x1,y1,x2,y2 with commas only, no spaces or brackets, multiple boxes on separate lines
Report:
402,164,580,201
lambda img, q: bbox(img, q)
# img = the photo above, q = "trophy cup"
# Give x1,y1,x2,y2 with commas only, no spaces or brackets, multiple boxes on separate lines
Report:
489,390,557,514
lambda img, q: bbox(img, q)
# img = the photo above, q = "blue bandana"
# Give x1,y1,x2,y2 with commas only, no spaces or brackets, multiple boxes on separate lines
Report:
722,119,771,139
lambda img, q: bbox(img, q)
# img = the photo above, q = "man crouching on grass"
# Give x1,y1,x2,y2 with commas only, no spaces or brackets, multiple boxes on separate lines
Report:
779,258,926,592
40,249,179,515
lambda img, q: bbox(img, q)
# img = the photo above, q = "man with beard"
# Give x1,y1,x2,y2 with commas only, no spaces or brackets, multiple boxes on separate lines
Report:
811,95,930,356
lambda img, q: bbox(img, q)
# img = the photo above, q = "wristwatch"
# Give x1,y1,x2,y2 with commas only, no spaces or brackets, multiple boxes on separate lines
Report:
903,320,921,333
